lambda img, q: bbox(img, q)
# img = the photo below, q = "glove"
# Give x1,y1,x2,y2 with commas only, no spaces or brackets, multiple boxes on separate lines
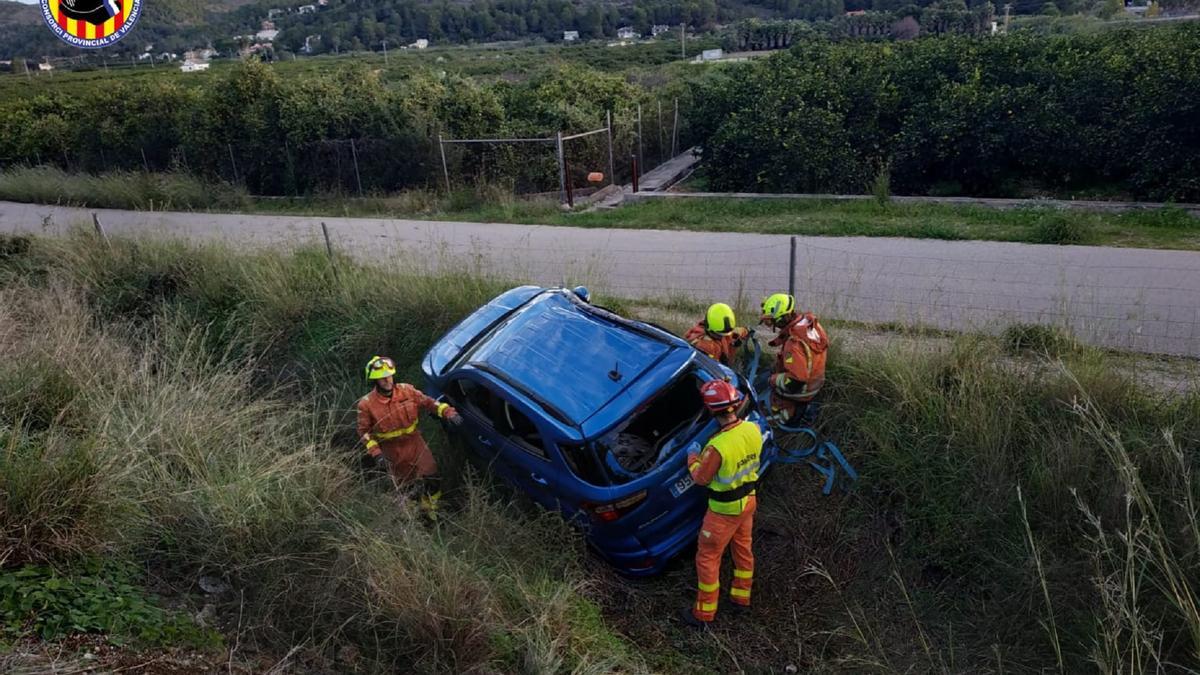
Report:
685,441,702,456
361,453,384,472
447,412,464,427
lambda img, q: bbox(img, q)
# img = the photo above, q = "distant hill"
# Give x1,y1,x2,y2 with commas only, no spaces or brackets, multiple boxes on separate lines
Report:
0,1,39,27
0,0,978,60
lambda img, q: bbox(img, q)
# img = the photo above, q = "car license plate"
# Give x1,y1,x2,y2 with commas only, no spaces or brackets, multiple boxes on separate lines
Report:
670,475,694,497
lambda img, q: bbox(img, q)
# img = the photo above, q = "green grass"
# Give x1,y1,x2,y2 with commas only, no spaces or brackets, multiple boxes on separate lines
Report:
559,196,1200,250
5,166,1199,251
1,231,1199,672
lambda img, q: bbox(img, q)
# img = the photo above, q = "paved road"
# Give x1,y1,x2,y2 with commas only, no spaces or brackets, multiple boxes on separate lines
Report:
3,200,1199,357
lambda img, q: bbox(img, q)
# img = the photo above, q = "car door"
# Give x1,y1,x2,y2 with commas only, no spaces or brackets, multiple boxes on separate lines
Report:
446,375,568,512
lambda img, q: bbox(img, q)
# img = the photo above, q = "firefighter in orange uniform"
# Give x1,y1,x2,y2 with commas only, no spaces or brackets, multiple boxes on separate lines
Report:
682,379,761,627
358,355,462,515
683,303,751,367
760,293,829,427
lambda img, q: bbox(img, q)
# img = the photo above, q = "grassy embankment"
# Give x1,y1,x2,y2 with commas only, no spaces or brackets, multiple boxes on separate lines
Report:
2,230,1199,673
3,166,1199,250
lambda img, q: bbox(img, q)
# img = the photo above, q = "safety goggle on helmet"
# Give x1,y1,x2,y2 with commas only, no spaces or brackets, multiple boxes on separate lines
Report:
365,356,396,381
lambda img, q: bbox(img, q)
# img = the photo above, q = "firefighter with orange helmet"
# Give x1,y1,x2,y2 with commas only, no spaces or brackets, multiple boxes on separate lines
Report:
682,379,761,627
358,355,462,515
760,293,829,427
683,303,751,367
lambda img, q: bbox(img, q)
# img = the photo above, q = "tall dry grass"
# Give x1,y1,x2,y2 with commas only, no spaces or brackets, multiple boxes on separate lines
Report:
0,232,641,673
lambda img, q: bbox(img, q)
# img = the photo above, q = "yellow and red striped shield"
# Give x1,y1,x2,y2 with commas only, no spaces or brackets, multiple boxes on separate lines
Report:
41,0,141,48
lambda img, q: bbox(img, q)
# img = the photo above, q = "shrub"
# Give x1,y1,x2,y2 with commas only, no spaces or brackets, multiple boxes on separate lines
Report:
1002,322,1079,356
1031,212,1089,245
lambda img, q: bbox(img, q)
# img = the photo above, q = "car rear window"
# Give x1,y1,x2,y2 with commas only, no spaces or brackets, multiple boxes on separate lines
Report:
564,371,706,486
449,379,547,460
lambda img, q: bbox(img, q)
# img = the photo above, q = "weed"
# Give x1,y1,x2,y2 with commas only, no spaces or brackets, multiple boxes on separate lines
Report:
0,560,221,648
1002,322,1078,356
1031,212,1090,245
872,164,892,205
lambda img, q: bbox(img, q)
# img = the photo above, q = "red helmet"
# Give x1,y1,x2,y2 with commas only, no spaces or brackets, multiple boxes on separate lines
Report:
699,379,743,413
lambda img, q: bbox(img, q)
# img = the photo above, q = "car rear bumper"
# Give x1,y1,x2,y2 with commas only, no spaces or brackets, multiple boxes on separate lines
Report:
591,511,705,576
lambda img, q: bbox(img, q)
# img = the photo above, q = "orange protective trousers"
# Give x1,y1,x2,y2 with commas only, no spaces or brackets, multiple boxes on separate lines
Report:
693,495,756,622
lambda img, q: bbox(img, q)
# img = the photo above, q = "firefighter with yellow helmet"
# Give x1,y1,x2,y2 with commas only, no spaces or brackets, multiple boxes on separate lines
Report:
357,355,462,515
760,293,829,427
684,303,751,367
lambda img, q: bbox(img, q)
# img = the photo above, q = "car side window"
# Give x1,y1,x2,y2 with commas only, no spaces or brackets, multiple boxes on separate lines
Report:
452,379,548,460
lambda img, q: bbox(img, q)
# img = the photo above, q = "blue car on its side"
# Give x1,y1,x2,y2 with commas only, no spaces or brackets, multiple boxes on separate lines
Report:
421,286,777,576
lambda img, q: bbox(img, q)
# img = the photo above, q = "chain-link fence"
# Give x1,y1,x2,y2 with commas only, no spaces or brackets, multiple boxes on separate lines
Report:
4,97,695,201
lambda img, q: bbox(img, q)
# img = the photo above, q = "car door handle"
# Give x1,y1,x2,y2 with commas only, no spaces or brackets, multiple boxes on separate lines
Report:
529,472,548,485
477,436,493,447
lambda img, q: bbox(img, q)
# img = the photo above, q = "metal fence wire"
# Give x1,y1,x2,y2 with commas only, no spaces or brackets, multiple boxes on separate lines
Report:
304,222,1200,360
3,98,694,201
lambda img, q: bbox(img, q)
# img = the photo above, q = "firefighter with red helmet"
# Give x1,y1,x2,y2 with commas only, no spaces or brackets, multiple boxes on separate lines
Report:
682,379,762,627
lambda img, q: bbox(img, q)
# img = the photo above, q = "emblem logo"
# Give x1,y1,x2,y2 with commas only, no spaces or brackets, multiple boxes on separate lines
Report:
41,0,142,49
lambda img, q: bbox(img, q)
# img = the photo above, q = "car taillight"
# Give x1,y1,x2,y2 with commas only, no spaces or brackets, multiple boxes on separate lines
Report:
627,556,657,572
584,490,647,522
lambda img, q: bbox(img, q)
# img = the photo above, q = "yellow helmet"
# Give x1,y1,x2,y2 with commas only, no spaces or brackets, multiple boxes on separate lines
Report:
705,303,736,335
760,293,795,322
365,355,396,381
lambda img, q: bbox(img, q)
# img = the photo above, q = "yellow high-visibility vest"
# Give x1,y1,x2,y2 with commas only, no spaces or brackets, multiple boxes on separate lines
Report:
705,420,762,516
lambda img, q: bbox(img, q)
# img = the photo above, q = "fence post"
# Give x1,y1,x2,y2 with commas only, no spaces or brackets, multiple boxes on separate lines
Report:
556,131,566,205
321,222,340,283
636,103,643,174
657,99,665,165
606,109,615,188
564,152,574,208
438,134,451,194
227,143,239,183
349,138,364,197
92,213,109,246
631,154,639,193
788,236,797,298
672,98,679,158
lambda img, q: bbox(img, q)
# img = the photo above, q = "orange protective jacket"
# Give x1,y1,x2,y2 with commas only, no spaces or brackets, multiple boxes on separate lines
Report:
357,385,455,482
684,322,750,366
769,312,829,402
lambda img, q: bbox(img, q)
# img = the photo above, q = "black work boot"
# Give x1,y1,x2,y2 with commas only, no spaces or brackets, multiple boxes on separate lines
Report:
726,602,751,617
679,607,708,630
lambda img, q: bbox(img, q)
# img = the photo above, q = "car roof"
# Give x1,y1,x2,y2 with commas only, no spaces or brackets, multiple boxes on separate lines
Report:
461,289,695,429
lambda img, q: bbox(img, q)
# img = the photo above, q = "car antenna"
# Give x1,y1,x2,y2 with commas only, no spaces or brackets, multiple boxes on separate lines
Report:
608,361,623,382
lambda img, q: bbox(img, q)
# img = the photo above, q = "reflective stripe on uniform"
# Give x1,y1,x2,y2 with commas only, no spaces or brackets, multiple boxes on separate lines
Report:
375,420,418,439
711,461,761,485
733,569,753,579
706,420,763,516
698,580,719,593
730,588,751,599
689,461,701,473
436,402,449,417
